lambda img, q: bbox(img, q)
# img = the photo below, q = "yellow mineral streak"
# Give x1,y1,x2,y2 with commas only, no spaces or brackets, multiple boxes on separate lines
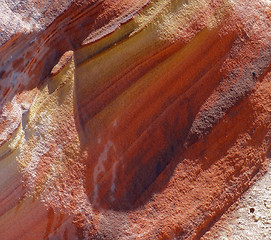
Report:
75,0,232,142
18,55,82,197
77,0,232,63
0,52,92,239
1,0,270,239
80,27,216,139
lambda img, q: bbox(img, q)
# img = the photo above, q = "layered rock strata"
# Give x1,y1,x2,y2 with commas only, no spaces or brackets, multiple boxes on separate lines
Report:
0,0,271,239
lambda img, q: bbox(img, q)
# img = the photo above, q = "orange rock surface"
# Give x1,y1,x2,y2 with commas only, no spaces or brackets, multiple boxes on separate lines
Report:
0,0,271,239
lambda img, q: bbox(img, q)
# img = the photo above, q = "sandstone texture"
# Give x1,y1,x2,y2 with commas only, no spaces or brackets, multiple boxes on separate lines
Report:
0,0,271,239
203,164,271,239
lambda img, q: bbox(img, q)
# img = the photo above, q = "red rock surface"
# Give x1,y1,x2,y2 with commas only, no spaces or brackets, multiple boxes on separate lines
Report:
0,0,271,239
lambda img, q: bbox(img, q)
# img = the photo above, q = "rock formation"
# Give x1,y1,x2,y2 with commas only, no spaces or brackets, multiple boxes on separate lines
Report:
0,0,271,239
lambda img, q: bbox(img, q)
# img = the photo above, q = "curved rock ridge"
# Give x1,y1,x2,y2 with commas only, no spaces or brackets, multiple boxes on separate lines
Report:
0,0,271,239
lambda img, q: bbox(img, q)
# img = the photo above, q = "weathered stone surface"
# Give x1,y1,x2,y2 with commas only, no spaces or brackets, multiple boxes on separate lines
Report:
0,0,271,239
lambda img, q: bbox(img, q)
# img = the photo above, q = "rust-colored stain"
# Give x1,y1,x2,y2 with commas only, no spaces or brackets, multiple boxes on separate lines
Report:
0,0,271,239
